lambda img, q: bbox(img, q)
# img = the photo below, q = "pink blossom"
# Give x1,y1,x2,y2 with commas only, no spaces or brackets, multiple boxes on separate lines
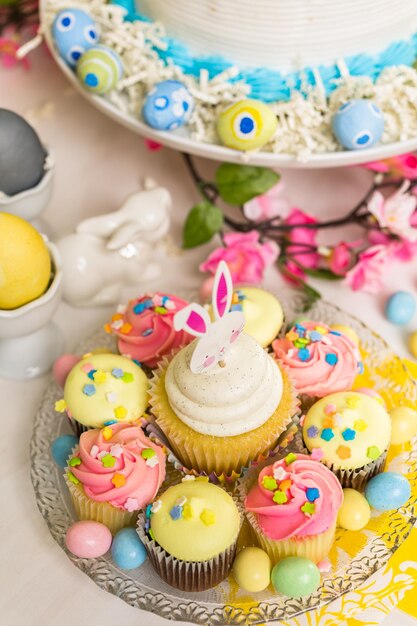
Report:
199,231,279,284
281,259,307,284
243,182,290,221
328,242,353,275
363,153,417,178
144,138,162,151
344,245,390,293
0,37,30,69
368,229,417,261
284,208,320,270
367,182,417,242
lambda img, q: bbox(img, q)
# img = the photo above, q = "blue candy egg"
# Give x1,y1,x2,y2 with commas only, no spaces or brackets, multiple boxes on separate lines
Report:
111,527,147,570
365,472,411,511
51,434,79,468
385,291,416,326
332,99,384,150
52,9,100,68
142,80,194,131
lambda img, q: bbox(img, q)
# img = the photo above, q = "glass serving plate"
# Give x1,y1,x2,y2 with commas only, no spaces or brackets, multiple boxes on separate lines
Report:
30,292,417,625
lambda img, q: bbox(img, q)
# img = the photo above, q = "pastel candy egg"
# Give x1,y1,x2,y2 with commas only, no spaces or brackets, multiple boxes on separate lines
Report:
232,547,271,593
389,406,417,445
408,330,417,358
142,80,194,131
332,99,384,150
330,324,359,347
52,9,99,68
51,434,79,468
111,527,147,570
217,99,277,151
385,291,416,325
337,488,371,531
76,46,123,94
65,521,112,558
271,557,320,598
365,472,411,511
53,354,80,388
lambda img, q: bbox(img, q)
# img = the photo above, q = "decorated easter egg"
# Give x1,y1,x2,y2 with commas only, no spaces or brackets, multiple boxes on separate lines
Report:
330,324,359,347
389,406,417,445
0,213,51,309
365,472,411,511
337,488,371,530
51,434,79,468
332,99,384,150
408,330,417,358
111,527,147,570
217,99,277,151
142,80,194,131
385,291,416,325
52,8,99,68
76,45,123,94
66,521,112,558
271,557,320,597
0,108,47,196
232,547,271,593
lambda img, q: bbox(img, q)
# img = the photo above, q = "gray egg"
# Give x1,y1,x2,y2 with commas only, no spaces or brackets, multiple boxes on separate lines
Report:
0,109,47,196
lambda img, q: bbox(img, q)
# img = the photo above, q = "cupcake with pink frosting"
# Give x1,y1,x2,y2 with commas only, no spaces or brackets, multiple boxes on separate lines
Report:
65,423,166,534
242,453,343,563
272,321,362,399
106,293,192,369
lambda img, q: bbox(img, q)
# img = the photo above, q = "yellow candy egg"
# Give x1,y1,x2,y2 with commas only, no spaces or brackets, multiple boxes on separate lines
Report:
337,488,371,531
0,213,51,309
408,330,417,359
389,406,417,445
330,324,359,347
232,547,271,593
217,99,277,151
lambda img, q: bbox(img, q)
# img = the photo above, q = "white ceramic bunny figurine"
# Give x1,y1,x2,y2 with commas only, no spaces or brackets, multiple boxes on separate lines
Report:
174,261,245,373
57,179,171,307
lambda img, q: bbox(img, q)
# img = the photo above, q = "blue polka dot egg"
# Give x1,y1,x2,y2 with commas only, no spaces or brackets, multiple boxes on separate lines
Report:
52,9,100,68
142,80,194,131
76,45,123,94
217,99,277,151
332,99,384,150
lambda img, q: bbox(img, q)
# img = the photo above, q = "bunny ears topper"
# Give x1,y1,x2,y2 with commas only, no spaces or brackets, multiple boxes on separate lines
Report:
174,261,245,373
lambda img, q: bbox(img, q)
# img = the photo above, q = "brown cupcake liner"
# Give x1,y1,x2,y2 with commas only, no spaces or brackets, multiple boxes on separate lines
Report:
148,353,299,478
236,463,337,564
293,431,388,490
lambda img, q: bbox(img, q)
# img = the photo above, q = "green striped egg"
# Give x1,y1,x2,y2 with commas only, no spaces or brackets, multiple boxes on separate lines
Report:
76,45,123,94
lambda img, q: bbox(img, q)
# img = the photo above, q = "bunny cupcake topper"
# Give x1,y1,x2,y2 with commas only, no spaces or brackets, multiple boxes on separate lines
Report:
174,261,245,373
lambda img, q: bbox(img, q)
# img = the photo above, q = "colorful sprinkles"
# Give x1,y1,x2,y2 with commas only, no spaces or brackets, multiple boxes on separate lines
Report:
265,458,320,518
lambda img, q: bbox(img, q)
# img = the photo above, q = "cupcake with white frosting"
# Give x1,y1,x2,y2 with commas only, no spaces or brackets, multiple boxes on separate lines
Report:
149,262,297,477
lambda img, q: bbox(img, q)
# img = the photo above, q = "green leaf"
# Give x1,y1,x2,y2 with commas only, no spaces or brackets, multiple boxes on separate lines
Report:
300,282,322,312
182,202,224,249
215,163,280,206
302,267,344,281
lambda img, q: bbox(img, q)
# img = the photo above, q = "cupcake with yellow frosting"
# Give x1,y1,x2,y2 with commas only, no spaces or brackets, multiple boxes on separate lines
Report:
56,353,149,435
137,478,241,591
302,391,392,489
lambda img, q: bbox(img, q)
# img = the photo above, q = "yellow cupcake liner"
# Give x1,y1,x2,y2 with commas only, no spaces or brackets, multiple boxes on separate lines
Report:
65,476,137,535
148,355,299,478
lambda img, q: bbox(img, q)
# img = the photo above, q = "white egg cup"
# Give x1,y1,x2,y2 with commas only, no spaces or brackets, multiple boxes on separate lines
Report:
0,242,64,380
0,148,54,226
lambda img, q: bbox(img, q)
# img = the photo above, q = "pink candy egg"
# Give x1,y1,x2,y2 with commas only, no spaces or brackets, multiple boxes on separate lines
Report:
354,387,385,407
65,521,112,558
53,354,80,388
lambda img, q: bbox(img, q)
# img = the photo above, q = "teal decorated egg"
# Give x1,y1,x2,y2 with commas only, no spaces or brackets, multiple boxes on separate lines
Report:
52,9,99,68
271,557,320,597
142,80,194,131
76,45,123,94
332,99,384,150
217,99,277,150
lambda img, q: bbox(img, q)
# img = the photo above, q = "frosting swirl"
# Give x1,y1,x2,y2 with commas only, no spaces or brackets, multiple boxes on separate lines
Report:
165,332,283,436
108,293,192,368
245,454,343,540
69,423,166,511
272,321,361,397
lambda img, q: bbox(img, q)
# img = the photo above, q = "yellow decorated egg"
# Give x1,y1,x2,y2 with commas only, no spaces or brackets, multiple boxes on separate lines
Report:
389,406,417,445
337,488,371,530
408,330,417,359
217,99,277,151
0,213,51,309
330,324,359,347
232,547,271,593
